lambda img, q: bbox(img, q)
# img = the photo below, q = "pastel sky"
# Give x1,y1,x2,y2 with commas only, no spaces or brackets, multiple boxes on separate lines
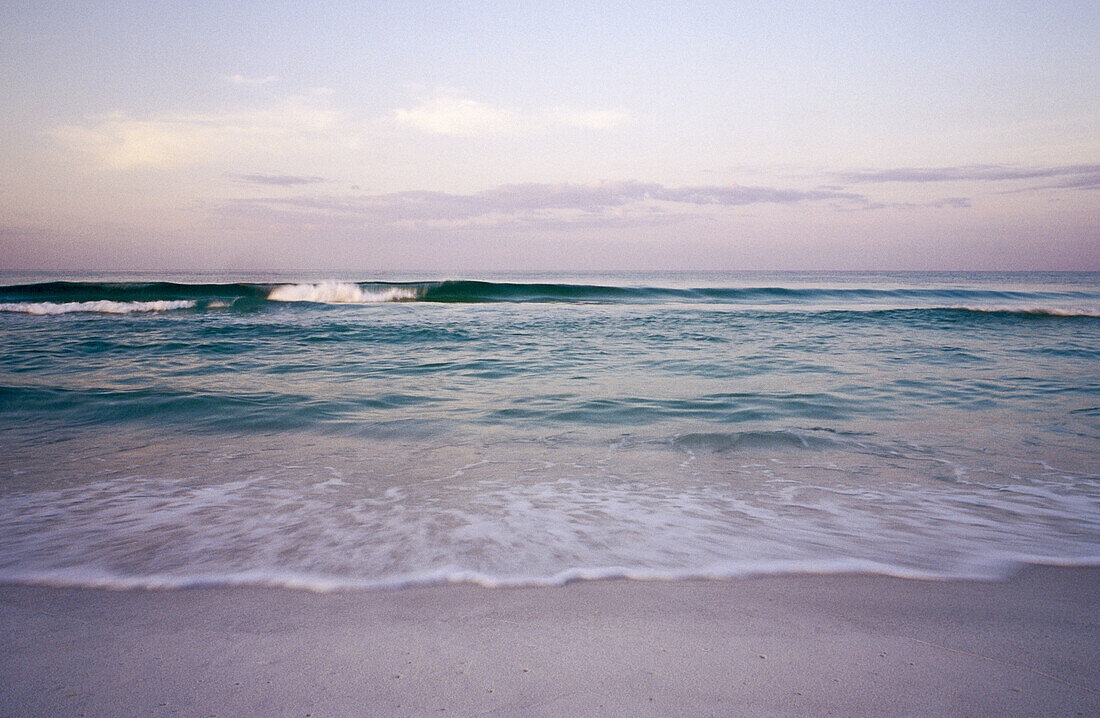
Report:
2,1,1098,271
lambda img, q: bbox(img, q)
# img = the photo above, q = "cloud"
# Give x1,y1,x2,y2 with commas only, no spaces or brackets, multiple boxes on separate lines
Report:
226,74,278,86
1030,171,1100,191
229,174,326,186
217,180,865,230
393,96,519,136
51,99,353,169
655,185,859,205
923,197,972,208
393,92,631,136
850,197,972,211
551,108,631,130
52,89,631,171
834,164,1100,184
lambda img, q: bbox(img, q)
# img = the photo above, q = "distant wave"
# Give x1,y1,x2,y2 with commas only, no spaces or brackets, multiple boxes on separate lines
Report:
844,305,1100,319
0,300,196,315
951,305,1100,318
1,279,1097,315
0,280,270,302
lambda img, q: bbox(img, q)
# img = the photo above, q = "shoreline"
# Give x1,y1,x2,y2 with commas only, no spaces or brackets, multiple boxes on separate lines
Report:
2,564,1096,716
3,554,1100,593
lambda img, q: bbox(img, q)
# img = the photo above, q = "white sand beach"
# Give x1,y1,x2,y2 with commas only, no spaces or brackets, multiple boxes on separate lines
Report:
2,564,1096,717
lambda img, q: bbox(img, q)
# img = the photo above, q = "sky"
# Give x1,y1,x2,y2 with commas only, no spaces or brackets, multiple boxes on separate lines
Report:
1,1,1098,272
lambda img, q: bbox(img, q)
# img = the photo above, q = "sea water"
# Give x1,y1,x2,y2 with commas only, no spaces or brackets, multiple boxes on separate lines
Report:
0,271,1097,590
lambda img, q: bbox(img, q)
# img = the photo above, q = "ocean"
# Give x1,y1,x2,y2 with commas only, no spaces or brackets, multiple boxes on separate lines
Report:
1,271,1097,590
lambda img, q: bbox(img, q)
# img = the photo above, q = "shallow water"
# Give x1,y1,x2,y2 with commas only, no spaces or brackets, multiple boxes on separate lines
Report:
1,271,1097,589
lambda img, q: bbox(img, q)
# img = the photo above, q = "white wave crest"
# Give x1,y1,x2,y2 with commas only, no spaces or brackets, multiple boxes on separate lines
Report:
0,300,196,315
952,305,1100,317
268,282,419,304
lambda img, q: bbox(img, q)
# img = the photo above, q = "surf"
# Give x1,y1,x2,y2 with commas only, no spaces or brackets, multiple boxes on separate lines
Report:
1,277,1097,315
267,282,421,303
0,299,197,315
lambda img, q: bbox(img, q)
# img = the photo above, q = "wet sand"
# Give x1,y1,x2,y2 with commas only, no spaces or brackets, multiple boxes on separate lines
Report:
1,565,1096,717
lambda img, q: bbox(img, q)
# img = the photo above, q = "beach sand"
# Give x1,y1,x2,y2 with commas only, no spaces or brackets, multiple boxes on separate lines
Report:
1,565,1096,717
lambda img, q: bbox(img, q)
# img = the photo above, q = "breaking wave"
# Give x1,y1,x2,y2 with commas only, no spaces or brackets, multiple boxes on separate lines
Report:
0,300,196,315
268,282,421,304
950,305,1100,318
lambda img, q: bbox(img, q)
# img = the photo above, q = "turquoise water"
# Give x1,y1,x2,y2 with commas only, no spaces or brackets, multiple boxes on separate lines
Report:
1,272,1098,588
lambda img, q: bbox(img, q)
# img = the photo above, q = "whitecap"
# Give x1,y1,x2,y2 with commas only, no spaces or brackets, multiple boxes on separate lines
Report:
267,282,419,304
0,300,196,315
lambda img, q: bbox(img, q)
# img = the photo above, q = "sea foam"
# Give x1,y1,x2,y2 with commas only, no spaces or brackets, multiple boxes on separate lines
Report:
268,282,419,304
0,300,196,315
6,556,1100,593
951,305,1100,318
